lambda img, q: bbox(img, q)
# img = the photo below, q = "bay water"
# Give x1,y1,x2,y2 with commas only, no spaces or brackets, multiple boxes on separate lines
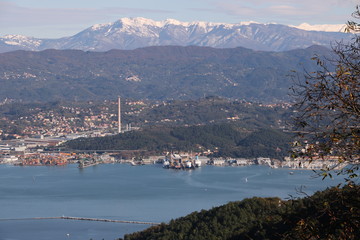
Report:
0,164,344,240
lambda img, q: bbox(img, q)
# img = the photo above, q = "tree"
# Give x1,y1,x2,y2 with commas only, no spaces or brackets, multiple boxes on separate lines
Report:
292,7,360,181
346,5,360,33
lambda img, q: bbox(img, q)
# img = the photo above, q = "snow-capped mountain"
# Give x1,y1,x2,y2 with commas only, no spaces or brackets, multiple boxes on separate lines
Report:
0,35,43,52
292,23,346,32
0,17,352,53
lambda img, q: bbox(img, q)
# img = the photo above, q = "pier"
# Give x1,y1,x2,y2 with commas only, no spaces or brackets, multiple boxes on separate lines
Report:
0,216,160,225
78,159,101,168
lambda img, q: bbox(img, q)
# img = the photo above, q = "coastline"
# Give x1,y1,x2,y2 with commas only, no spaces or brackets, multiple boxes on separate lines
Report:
1,152,347,171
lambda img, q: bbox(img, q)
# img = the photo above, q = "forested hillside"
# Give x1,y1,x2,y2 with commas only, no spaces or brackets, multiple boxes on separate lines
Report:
0,45,332,102
122,185,360,240
64,124,293,158
0,97,290,139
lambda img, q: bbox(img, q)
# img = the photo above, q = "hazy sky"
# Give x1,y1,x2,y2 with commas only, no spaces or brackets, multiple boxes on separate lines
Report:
0,0,358,38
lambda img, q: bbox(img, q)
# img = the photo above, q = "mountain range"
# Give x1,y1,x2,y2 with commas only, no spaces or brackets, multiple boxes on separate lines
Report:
0,45,332,103
0,17,352,53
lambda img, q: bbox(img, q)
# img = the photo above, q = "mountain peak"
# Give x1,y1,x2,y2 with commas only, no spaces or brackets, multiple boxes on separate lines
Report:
91,22,112,31
164,18,186,26
292,23,346,32
119,17,162,27
1,34,42,48
0,17,353,53
114,18,260,29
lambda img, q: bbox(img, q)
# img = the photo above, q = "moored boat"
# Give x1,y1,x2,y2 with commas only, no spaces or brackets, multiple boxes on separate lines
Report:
194,156,201,167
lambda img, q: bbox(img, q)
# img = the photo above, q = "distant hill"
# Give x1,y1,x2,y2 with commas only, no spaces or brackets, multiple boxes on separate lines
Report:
0,45,333,103
64,123,293,159
0,17,352,53
0,97,291,141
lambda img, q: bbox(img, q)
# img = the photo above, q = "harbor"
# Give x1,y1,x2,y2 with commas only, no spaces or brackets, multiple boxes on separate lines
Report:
78,159,102,169
0,163,345,240
0,149,348,171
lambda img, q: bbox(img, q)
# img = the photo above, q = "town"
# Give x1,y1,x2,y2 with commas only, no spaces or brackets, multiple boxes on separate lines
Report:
0,98,344,171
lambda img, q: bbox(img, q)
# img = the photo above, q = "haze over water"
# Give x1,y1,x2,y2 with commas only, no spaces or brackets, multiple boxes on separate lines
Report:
0,164,344,240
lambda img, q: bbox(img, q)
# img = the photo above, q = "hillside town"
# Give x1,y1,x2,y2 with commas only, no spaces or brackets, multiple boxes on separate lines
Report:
0,100,150,139
0,98,344,171
0,135,344,171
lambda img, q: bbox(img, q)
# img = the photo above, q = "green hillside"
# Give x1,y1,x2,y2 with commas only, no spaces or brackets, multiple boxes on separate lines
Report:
122,185,360,240
0,45,332,102
64,124,293,158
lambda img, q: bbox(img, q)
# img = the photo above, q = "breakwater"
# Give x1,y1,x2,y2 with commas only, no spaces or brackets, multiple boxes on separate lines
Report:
0,216,160,225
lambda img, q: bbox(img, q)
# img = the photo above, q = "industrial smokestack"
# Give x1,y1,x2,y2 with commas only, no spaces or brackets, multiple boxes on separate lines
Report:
118,97,121,133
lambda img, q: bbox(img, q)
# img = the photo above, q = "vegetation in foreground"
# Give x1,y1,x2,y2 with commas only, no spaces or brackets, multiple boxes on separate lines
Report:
292,6,360,180
121,184,360,240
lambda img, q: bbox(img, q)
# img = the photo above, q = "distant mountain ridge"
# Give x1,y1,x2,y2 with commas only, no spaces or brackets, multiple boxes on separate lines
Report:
0,45,332,102
0,17,352,53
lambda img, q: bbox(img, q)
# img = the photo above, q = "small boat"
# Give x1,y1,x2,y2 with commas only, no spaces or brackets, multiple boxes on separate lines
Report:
163,160,170,168
185,161,192,168
174,163,182,169
194,156,201,167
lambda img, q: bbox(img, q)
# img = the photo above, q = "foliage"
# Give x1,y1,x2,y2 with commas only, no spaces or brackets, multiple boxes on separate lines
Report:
346,5,360,33
282,184,360,240
64,123,293,159
292,6,360,180
122,185,360,240
131,97,290,130
0,97,290,140
0,46,332,102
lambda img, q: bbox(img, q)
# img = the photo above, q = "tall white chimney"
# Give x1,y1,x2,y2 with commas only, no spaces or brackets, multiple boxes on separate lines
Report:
118,97,121,133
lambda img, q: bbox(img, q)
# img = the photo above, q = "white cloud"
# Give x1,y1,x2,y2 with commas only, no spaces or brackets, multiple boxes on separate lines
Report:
0,0,357,37
0,1,174,37
0,2,171,27
210,0,356,25
268,5,300,15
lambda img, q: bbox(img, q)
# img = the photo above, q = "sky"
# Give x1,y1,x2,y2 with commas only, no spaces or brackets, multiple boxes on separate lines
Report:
0,0,358,38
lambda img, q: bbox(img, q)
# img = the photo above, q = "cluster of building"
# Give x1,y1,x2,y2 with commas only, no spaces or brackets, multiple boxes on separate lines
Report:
15,107,118,138
15,153,69,166
208,156,346,170
0,99,345,171
0,98,143,167
0,99,149,140
283,156,347,170
0,139,345,171
208,157,280,167
0,148,117,166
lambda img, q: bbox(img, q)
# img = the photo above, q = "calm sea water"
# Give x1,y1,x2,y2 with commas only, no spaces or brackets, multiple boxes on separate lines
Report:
0,164,344,240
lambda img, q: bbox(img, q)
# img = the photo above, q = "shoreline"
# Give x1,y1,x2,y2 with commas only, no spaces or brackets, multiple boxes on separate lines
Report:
0,157,346,171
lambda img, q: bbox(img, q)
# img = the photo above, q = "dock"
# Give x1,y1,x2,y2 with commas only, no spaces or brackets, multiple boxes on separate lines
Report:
78,159,101,168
